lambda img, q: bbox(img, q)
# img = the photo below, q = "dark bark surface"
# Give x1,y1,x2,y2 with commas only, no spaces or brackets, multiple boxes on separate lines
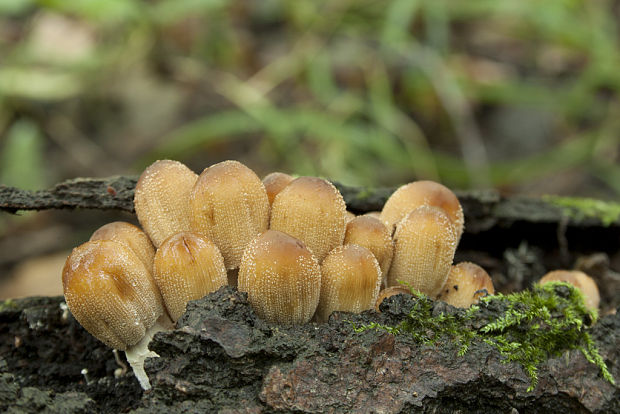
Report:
0,288,618,414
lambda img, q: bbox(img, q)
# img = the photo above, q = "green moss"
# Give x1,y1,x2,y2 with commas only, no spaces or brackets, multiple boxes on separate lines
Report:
0,299,17,312
543,195,620,226
352,282,615,392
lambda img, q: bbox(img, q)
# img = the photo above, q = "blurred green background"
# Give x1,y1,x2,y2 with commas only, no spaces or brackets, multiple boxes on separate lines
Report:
0,0,619,297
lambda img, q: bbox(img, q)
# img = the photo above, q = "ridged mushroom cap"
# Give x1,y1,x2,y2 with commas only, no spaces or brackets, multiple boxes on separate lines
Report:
374,286,413,312
316,244,382,323
190,160,270,270
344,216,394,286
269,176,347,263
387,206,457,297
238,230,321,325
538,270,600,310
90,221,155,272
153,232,228,322
134,160,198,248
437,262,495,308
262,172,294,206
380,180,464,240
62,240,164,350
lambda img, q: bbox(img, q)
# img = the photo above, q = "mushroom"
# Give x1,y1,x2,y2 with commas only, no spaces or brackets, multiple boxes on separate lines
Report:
134,160,198,248
538,270,600,310
387,206,457,297
380,180,464,241
270,176,347,263
238,230,321,325
437,262,495,308
89,221,155,272
190,160,270,270
262,172,294,206
153,232,228,322
62,240,171,390
344,215,394,288
315,244,382,323
374,286,413,312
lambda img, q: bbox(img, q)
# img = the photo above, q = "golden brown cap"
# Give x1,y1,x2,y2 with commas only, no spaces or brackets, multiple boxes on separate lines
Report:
538,270,600,310
387,206,457,297
437,262,495,308
238,230,321,325
190,160,270,270
134,160,197,248
62,240,164,350
269,176,347,263
374,286,413,312
90,222,155,272
262,172,294,206
344,216,394,286
380,180,464,240
315,244,382,322
153,232,227,322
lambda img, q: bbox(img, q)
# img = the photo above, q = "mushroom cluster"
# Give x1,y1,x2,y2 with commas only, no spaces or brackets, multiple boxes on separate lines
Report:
61,159,600,390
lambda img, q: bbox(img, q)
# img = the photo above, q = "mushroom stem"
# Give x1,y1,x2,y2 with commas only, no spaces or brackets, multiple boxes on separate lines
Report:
124,316,170,390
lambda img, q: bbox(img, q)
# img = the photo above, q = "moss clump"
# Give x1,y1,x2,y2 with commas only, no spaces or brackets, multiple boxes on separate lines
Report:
0,299,17,312
543,195,620,226
353,282,615,392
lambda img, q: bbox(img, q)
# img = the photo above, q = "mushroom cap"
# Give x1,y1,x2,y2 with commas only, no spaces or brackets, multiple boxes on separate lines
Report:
262,172,294,206
62,240,164,350
190,160,270,270
153,232,228,322
269,176,347,263
238,230,321,325
380,180,464,240
316,244,382,322
538,270,600,310
134,160,198,248
90,221,155,272
344,216,394,285
437,262,495,308
374,286,413,312
387,206,457,297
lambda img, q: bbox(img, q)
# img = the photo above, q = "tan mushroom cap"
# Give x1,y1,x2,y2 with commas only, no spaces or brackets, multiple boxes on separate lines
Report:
153,232,228,322
238,230,321,325
538,270,600,310
270,176,347,263
62,240,164,350
134,160,198,248
90,222,155,272
344,216,394,286
374,286,413,312
380,180,464,241
437,262,495,308
316,244,382,323
262,172,294,206
190,160,270,270
387,206,457,298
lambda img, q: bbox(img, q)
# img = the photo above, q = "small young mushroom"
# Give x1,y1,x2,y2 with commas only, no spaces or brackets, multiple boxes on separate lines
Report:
270,176,347,263
190,160,270,270
437,262,495,308
344,216,394,288
238,230,321,325
153,232,228,322
262,172,294,206
538,270,600,310
315,244,382,323
387,206,457,297
374,286,413,312
62,240,170,390
134,160,198,248
89,221,155,272
380,180,464,241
